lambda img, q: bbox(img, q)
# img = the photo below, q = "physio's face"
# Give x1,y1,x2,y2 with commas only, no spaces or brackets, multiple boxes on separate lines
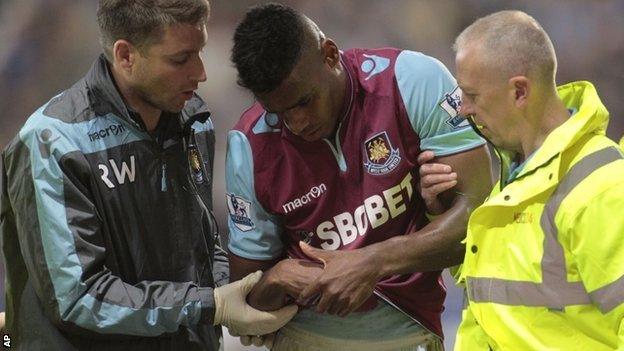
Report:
456,45,517,148
130,23,208,113
257,42,341,142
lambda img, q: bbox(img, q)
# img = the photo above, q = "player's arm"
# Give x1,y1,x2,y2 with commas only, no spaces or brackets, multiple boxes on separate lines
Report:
299,51,493,316
226,130,322,311
230,254,323,311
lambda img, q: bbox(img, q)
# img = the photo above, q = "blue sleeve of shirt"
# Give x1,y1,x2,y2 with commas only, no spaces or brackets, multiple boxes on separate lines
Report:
395,50,484,156
225,130,284,260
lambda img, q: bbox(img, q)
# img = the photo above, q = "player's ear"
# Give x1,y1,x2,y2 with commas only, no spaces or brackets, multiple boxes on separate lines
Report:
322,38,340,69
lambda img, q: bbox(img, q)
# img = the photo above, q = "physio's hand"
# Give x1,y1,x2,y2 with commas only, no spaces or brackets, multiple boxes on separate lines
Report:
0,312,5,332
297,242,381,317
417,150,457,215
230,330,276,349
213,271,298,336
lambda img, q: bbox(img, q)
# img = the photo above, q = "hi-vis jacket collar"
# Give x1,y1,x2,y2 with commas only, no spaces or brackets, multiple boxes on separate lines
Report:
513,81,609,180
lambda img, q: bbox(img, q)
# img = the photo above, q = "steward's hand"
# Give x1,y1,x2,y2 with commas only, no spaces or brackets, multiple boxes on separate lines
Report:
213,271,298,336
297,242,381,317
417,150,457,215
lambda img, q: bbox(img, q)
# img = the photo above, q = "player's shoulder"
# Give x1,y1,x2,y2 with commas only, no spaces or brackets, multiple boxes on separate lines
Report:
342,48,452,94
233,102,269,134
342,47,400,92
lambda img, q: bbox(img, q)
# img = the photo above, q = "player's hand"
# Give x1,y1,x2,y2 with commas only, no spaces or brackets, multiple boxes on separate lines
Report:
417,150,457,215
0,312,5,333
213,271,298,336
297,242,381,317
230,330,276,349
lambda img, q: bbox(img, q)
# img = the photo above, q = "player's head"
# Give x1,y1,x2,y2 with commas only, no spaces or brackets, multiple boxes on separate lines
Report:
97,0,210,113
454,10,557,151
232,3,346,141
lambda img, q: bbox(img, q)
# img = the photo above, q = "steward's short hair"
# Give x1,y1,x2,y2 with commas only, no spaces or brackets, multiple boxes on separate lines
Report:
231,3,307,94
97,0,210,61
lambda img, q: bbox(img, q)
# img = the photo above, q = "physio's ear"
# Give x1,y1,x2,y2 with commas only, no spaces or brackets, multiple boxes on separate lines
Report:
113,39,138,73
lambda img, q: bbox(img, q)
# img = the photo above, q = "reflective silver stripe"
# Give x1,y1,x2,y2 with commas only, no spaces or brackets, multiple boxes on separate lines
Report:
468,147,623,308
467,277,589,307
590,274,624,313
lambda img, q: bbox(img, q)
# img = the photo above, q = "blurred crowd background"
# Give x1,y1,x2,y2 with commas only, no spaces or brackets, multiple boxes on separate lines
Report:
1,0,623,349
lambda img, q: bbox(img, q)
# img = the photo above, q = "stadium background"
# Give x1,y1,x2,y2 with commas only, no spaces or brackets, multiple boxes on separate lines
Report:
0,0,622,349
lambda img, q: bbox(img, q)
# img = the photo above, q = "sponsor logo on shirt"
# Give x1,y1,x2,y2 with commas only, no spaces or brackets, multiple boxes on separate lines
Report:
363,131,401,175
282,183,327,214
361,54,390,80
440,86,469,129
227,193,254,231
314,172,415,250
88,123,126,142
37,128,60,159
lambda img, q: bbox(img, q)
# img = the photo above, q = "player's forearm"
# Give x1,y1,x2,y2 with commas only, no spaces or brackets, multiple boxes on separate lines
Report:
247,273,291,311
368,196,470,277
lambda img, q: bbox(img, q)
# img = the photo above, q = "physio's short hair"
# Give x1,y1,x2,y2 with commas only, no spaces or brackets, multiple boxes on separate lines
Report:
454,10,557,83
231,3,315,94
97,0,210,61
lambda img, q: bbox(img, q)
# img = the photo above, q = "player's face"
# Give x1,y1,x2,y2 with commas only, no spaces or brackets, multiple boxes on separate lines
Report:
257,41,343,142
129,23,207,113
456,46,519,149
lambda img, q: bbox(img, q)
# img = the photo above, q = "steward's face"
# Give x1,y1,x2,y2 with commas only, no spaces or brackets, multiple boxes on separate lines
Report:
456,45,518,150
130,23,208,113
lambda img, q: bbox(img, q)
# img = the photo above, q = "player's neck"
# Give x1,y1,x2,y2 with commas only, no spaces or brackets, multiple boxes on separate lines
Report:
330,62,349,137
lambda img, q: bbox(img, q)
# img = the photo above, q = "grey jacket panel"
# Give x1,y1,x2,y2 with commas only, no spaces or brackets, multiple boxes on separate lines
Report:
0,55,228,350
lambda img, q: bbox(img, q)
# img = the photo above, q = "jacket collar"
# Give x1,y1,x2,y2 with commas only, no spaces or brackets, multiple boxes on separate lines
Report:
511,81,608,181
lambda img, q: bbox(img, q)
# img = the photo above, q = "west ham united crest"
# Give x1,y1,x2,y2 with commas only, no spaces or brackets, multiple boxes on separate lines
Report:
363,131,401,175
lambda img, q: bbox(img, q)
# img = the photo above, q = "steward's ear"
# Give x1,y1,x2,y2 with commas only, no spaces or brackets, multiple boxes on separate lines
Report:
509,76,530,108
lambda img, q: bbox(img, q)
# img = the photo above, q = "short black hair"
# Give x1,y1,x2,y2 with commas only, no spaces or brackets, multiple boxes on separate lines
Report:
231,3,307,94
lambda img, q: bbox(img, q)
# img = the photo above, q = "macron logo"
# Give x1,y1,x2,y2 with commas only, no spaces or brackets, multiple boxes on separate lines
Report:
282,183,327,214
361,54,390,80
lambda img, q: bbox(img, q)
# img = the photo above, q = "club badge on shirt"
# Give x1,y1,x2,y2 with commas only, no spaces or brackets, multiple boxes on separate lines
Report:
227,193,254,231
363,131,401,175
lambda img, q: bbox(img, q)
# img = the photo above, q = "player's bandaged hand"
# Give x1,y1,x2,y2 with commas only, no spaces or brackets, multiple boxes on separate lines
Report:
213,271,298,335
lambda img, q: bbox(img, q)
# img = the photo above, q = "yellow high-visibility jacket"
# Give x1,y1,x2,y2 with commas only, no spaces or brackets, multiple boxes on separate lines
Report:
455,81,624,350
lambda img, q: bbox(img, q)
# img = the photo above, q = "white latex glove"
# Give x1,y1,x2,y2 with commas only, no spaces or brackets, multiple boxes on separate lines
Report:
235,332,276,349
213,271,298,336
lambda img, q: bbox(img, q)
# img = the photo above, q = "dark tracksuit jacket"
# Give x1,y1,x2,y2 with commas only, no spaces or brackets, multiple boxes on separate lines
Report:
0,55,229,350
